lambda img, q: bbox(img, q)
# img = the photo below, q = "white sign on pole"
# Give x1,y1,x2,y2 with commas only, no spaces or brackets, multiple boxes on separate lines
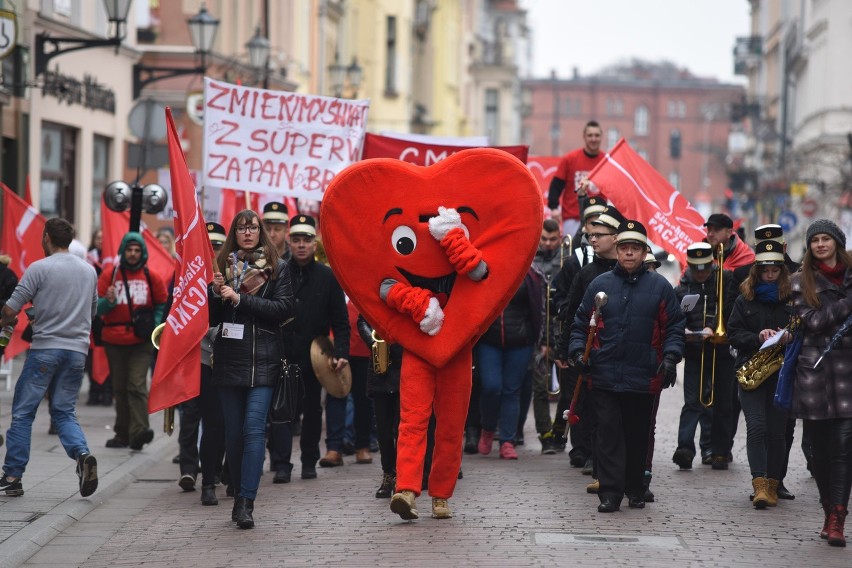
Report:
202,78,370,200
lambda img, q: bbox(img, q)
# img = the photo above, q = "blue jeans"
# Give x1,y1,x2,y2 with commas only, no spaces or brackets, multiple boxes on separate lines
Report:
3,349,89,478
478,343,535,444
219,386,273,500
325,393,347,452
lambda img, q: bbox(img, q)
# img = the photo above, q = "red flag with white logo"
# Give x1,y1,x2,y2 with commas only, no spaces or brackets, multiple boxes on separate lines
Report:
586,139,706,267
148,108,216,413
0,183,45,360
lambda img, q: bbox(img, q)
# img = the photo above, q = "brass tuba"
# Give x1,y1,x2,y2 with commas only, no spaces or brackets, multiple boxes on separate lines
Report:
737,317,799,390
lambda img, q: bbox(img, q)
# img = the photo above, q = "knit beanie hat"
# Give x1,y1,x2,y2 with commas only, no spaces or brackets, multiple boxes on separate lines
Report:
805,219,846,249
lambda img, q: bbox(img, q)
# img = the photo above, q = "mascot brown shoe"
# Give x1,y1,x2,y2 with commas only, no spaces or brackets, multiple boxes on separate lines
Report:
390,490,419,520
432,498,452,519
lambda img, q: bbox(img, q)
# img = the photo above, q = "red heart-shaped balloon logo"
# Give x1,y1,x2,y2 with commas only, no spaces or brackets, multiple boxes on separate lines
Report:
321,148,543,368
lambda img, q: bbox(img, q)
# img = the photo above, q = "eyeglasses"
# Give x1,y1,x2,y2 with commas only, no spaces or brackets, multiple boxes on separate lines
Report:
588,232,615,239
236,225,260,234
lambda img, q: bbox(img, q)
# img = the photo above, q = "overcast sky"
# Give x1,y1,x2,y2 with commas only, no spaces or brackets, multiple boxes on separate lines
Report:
521,0,751,84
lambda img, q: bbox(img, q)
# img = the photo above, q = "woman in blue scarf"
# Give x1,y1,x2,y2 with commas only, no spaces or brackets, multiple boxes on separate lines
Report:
728,241,793,509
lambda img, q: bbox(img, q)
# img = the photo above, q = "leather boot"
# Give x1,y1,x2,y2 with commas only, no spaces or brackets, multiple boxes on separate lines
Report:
201,485,218,506
751,477,769,509
235,498,255,529
765,478,779,507
463,426,479,455
231,496,244,522
820,500,831,539
375,473,395,499
643,471,655,503
827,505,847,547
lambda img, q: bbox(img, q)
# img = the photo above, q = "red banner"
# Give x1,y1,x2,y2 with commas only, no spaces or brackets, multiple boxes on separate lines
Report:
0,184,45,360
527,156,561,205
362,133,528,165
100,201,176,282
587,139,706,267
148,108,216,413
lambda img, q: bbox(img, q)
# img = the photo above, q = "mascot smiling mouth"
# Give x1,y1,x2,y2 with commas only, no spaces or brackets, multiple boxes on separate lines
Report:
396,267,457,308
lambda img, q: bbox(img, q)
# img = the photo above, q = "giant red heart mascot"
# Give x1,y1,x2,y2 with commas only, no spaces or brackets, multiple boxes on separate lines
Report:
321,148,542,520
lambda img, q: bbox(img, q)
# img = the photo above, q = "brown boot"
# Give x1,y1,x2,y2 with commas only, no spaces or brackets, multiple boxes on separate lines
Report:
820,500,831,539
390,490,418,520
586,479,599,494
751,477,769,509
827,505,848,547
319,450,343,467
355,448,373,464
765,478,779,507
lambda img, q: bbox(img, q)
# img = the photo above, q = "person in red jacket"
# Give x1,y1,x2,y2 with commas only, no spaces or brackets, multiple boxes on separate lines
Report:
547,120,605,237
97,232,168,451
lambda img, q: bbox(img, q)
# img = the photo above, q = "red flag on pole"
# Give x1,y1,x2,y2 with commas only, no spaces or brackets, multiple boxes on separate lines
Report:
586,139,707,268
0,183,46,360
148,108,215,413
219,189,260,230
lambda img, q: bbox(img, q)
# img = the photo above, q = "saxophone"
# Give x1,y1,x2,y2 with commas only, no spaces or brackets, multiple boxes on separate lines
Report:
736,317,799,391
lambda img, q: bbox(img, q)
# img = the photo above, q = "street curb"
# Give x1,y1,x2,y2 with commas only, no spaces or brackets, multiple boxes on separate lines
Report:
0,432,175,568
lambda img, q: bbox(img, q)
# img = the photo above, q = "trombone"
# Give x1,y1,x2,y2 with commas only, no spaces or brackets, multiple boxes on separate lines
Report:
544,234,574,397
698,243,728,408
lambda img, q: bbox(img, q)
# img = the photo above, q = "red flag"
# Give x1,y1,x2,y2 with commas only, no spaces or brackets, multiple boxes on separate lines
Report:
219,189,260,230
148,108,216,413
100,199,176,281
527,156,561,211
0,183,46,360
362,133,529,164
586,139,706,268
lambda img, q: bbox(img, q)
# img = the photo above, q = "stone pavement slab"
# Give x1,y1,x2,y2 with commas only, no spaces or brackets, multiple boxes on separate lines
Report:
4,356,852,568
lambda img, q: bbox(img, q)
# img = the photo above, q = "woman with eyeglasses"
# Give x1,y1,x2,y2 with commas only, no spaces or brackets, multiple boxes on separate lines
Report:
790,219,851,546
208,210,293,529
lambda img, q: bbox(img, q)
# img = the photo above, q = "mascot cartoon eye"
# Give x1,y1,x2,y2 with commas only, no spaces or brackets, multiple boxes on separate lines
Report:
391,226,417,255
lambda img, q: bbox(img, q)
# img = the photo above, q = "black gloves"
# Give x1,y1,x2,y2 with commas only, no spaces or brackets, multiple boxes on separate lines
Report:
572,352,591,375
658,354,679,388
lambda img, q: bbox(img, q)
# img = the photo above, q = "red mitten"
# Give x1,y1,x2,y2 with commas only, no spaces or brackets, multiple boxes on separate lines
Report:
384,281,444,335
440,228,488,281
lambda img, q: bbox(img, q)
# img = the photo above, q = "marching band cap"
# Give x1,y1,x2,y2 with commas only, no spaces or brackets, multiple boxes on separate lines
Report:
581,196,607,220
805,218,846,248
206,222,226,245
592,205,626,232
289,215,317,237
262,202,289,224
754,240,785,265
686,242,714,270
616,220,648,248
754,223,784,244
704,213,734,229
644,252,662,269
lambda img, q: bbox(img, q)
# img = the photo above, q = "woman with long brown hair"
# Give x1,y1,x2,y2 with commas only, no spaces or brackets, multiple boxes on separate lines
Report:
728,241,792,509
208,209,293,529
790,219,852,546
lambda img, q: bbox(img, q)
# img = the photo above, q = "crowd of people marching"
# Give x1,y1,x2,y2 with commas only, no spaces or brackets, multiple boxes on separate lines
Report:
0,123,850,546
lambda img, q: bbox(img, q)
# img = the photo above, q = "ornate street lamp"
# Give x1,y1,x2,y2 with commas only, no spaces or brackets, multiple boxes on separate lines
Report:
132,3,220,99
328,52,362,98
35,0,133,77
246,26,270,89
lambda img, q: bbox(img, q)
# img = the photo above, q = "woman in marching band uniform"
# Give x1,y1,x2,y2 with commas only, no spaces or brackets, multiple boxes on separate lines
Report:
728,241,792,509
790,219,852,547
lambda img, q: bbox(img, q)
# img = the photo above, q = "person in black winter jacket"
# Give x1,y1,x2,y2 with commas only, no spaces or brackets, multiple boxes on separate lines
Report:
559,221,685,513
209,209,294,529
728,241,793,509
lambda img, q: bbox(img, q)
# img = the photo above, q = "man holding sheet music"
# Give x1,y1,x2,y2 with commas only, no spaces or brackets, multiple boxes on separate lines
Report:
672,242,738,471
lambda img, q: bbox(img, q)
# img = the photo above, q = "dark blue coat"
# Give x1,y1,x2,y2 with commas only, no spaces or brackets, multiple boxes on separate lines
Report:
569,263,685,395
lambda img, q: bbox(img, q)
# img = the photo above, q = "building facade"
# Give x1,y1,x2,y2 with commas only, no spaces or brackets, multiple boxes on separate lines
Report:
521,62,744,207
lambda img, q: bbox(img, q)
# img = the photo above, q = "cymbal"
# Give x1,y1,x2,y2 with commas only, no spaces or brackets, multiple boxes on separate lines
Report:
310,336,352,398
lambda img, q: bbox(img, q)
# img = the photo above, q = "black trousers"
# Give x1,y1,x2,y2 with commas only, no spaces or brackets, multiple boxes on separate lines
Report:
178,365,226,486
268,364,325,470
349,357,375,450
372,391,400,475
804,418,852,508
594,389,655,502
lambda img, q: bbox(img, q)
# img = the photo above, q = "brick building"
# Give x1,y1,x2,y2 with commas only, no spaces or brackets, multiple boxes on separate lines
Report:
521,62,745,205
